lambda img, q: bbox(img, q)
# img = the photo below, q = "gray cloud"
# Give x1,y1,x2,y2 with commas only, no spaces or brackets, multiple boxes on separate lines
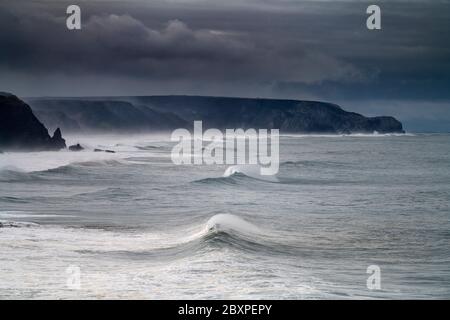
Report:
0,8,363,84
0,0,449,131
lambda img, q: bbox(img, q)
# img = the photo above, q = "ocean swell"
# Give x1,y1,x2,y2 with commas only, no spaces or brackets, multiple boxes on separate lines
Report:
76,214,294,261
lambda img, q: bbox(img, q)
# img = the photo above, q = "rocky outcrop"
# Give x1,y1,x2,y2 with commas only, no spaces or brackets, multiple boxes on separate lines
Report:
94,148,115,153
51,128,66,150
68,143,84,151
0,92,66,151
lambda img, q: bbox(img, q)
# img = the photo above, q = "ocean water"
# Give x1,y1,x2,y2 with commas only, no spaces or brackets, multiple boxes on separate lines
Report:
0,133,449,299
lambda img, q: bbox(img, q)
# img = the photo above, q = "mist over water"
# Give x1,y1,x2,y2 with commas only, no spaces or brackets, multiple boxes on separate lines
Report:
1,134,449,299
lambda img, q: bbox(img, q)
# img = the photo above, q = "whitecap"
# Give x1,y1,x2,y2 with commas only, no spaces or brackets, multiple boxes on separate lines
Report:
223,165,279,182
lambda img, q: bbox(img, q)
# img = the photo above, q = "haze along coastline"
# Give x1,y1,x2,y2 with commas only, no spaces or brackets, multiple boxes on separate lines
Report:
26,95,404,134
1,92,404,152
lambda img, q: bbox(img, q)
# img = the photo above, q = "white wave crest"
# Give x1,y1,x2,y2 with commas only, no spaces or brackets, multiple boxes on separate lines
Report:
223,165,279,182
206,214,261,235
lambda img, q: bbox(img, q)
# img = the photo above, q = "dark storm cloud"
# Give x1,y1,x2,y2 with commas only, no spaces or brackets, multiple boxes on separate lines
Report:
0,3,361,83
0,0,449,130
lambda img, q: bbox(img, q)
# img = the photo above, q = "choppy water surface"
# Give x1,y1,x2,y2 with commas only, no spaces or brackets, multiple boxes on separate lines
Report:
0,134,449,299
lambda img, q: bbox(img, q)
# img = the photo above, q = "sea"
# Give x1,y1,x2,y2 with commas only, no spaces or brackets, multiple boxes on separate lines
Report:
0,133,449,299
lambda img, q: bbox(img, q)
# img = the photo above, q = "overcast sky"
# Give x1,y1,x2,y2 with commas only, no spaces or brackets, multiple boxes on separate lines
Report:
0,0,449,131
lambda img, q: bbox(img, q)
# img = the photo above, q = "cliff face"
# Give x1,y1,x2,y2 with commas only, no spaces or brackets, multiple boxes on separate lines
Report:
26,95,404,134
29,99,187,133
0,92,66,151
131,96,404,134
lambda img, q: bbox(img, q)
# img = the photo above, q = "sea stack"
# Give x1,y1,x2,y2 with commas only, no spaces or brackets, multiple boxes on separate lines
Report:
0,92,66,151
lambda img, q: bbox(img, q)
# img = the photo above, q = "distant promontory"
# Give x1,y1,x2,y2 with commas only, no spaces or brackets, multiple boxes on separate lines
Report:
27,95,404,134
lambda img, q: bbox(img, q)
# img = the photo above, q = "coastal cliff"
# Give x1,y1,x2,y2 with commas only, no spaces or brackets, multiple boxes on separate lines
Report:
27,95,404,134
0,92,66,151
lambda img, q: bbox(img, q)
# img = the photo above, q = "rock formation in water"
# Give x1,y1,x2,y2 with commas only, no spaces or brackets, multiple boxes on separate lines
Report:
68,143,84,151
0,92,66,151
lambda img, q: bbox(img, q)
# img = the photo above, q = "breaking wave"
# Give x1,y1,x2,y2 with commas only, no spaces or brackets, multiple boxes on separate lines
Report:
77,214,296,260
155,214,297,257
193,165,279,185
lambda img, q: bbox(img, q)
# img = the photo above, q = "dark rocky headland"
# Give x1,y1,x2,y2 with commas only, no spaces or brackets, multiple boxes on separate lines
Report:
1,91,404,152
0,92,66,151
27,95,404,134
